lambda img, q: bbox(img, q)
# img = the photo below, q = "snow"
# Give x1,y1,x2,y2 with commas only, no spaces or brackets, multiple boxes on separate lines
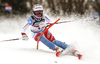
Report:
0,16,100,64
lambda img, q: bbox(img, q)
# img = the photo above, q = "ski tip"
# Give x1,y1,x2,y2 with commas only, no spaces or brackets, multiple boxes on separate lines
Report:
56,52,61,57
78,55,82,60
59,18,61,20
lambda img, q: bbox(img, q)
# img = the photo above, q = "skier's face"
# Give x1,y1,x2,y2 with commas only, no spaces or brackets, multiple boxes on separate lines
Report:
34,10,43,18
34,11,43,15
35,14,42,18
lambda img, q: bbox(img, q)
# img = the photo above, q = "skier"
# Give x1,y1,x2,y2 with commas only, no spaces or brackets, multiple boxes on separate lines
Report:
21,4,82,59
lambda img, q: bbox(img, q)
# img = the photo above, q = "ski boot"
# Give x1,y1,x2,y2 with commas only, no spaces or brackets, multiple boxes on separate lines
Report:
72,50,82,60
55,47,63,57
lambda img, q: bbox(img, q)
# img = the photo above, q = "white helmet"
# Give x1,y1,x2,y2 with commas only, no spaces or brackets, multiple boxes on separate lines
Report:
32,4,43,21
32,4,43,12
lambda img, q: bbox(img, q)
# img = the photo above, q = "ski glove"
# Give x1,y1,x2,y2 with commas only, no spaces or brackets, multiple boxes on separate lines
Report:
21,33,29,41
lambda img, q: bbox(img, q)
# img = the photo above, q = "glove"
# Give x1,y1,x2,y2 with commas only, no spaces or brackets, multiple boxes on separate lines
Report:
39,22,47,29
21,33,29,41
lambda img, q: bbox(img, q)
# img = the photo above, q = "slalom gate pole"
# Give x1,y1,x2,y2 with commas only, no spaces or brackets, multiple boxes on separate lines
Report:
0,38,22,42
37,18,61,50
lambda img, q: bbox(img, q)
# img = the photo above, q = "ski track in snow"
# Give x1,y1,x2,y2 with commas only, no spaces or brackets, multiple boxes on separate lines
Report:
0,16,100,64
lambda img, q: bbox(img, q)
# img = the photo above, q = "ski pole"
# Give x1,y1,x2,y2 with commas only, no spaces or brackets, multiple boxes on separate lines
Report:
46,21,71,27
47,21,71,25
0,38,22,42
55,21,71,24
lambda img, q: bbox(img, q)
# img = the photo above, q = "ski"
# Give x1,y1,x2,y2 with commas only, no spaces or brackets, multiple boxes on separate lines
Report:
37,18,61,50
56,49,82,60
72,50,82,60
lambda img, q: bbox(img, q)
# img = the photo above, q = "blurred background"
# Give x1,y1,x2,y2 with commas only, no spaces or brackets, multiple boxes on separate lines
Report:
0,1,100,64
0,0,100,21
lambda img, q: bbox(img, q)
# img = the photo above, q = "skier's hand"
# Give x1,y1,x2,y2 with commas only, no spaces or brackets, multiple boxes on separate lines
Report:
39,22,47,29
21,33,29,41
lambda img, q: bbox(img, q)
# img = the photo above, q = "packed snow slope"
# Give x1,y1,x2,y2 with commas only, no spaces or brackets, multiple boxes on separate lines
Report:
0,15,100,64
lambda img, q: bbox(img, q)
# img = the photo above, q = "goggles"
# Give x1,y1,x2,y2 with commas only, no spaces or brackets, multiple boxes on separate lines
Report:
34,11,43,15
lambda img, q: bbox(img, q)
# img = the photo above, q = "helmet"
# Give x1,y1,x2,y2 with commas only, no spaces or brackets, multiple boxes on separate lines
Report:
32,4,43,12
32,4,43,21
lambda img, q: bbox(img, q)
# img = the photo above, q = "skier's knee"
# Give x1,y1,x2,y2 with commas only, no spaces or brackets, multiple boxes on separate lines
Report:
40,35,55,50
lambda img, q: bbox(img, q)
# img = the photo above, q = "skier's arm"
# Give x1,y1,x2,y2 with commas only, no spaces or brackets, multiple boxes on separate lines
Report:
21,21,29,40
21,21,29,34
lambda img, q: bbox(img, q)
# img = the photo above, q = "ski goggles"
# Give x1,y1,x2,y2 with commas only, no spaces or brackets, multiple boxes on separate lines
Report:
34,11,43,15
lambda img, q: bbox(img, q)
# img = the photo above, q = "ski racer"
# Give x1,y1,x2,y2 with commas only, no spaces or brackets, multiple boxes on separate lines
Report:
21,4,82,59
